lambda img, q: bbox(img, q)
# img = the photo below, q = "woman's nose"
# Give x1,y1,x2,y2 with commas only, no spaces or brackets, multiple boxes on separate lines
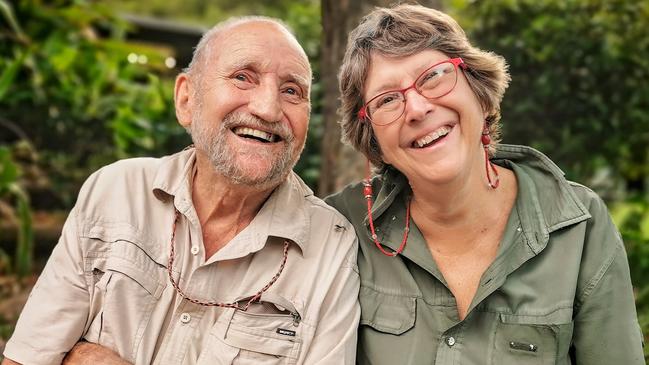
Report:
403,89,436,124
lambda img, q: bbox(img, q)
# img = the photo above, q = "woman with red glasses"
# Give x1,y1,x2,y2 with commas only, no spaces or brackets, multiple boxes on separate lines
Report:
326,4,644,365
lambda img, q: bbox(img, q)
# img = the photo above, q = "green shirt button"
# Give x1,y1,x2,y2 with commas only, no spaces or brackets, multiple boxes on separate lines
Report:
446,336,456,347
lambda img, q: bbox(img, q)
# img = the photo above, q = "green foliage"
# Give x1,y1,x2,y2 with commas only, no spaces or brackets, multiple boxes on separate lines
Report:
1,0,323,202
452,0,649,187
0,146,33,277
611,199,649,359
0,0,186,207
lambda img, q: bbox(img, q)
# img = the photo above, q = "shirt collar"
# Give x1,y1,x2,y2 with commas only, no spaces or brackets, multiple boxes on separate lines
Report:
247,171,312,254
493,144,591,237
151,147,312,258
369,144,591,247
152,146,196,204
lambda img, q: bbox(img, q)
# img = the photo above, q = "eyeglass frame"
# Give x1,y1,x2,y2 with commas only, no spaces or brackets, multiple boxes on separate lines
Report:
358,57,467,126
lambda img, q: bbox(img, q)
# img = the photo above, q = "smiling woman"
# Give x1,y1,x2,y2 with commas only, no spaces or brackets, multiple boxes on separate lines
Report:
325,4,645,365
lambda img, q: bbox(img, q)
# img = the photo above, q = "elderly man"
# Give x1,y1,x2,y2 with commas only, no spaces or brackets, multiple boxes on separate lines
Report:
2,16,360,364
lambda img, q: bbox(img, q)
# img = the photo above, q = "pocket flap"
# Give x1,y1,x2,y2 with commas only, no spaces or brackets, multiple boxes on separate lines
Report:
105,256,165,299
359,286,416,335
213,309,302,359
86,239,166,299
223,325,298,358
499,306,573,325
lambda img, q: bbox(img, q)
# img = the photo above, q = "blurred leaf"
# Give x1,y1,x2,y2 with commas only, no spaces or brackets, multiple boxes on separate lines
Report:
0,0,27,40
0,52,26,100
0,147,19,190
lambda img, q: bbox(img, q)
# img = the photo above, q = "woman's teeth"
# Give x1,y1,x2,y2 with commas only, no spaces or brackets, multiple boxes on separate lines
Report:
414,126,451,148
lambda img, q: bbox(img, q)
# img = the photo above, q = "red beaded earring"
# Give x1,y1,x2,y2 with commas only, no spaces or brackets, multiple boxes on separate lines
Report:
482,128,500,189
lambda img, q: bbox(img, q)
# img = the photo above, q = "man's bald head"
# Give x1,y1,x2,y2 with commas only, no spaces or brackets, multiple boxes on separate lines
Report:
185,16,311,81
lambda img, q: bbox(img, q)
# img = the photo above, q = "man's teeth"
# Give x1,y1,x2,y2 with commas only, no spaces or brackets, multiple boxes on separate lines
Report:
233,127,276,142
414,126,451,148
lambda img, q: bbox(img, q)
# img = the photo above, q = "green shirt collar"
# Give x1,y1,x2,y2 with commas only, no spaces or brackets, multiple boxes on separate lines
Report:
365,144,592,255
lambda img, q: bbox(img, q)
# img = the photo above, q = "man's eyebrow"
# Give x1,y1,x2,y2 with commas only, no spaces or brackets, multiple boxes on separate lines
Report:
224,58,261,72
224,58,310,92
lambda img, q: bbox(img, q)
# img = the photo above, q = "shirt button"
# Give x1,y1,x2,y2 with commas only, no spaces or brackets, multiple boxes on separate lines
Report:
446,336,456,347
190,246,199,255
180,313,191,323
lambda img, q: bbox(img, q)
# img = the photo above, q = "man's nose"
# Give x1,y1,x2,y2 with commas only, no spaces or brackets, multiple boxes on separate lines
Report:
403,88,435,123
248,82,283,123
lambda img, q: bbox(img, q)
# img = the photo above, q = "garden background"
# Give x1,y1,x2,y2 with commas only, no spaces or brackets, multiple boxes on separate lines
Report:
1,0,648,359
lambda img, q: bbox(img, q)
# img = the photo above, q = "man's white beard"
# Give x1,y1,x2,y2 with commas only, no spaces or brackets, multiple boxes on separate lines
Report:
190,111,304,190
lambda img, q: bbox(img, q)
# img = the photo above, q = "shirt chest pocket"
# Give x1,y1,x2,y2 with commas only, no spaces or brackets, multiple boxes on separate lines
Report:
83,233,166,362
491,312,574,365
358,286,417,364
197,305,303,365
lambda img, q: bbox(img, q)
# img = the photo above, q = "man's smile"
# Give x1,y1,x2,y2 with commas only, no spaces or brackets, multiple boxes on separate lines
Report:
232,126,281,143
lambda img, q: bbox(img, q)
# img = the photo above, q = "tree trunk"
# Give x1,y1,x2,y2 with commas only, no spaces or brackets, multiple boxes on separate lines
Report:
318,0,443,197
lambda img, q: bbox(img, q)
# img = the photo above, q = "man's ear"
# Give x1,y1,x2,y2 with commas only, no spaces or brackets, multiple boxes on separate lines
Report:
175,73,194,128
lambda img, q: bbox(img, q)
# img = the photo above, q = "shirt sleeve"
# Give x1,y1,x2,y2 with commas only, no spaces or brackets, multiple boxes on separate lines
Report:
571,196,645,364
3,208,90,365
301,233,361,364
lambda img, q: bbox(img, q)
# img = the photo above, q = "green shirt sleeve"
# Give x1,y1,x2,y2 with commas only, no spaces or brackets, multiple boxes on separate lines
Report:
571,190,644,364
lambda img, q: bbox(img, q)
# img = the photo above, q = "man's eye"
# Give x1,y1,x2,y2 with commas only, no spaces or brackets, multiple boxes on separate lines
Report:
282,86,303,100
234,73,249,82
284,87,298,95
230,72,256,90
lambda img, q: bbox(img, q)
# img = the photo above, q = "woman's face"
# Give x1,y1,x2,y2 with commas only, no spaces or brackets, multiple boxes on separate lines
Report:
363,49,487,188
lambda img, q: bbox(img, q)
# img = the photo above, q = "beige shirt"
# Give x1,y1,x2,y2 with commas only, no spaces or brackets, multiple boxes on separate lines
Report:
4,148,360,365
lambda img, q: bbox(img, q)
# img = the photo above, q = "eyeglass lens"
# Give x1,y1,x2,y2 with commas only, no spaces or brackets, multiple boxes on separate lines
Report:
366,60,458,126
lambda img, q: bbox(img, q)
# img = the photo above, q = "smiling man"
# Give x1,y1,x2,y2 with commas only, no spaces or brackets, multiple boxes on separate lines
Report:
2,17,360,365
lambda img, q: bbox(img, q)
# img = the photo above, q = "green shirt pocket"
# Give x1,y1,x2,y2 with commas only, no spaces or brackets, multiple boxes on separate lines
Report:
359,286,416,335
358,286,419,365
492,311,574,365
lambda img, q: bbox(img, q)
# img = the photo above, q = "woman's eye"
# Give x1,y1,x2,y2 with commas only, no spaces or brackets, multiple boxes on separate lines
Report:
377,95,398,107
423,70,441,82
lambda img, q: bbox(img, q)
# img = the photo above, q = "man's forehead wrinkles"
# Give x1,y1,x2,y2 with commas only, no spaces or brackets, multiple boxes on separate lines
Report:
221,56,310,88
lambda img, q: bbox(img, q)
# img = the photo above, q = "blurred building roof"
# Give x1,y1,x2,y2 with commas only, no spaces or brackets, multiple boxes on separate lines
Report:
121,14,206,70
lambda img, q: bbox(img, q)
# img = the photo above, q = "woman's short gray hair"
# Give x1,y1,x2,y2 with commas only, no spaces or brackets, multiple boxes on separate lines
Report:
338,4,511,168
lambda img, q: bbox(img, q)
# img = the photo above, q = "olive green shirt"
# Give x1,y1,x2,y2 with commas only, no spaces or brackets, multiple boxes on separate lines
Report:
326,144,644,365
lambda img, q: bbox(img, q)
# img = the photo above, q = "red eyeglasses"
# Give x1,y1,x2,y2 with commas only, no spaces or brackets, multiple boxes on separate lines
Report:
359,58,467,126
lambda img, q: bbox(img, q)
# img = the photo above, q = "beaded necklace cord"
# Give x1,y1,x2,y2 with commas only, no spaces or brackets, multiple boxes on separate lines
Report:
363,160,411,257
166,209,290,311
